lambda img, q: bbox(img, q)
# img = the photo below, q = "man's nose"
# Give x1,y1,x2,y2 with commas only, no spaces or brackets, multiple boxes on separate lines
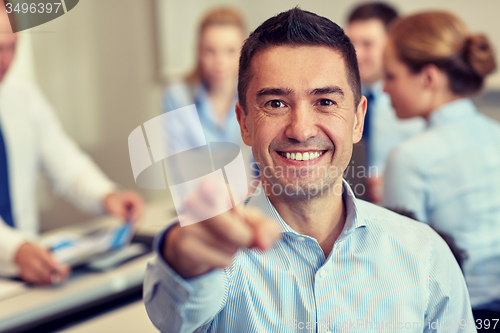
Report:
284,104,318,142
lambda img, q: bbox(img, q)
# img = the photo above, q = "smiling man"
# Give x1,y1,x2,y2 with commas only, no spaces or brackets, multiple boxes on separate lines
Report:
144,8,475,333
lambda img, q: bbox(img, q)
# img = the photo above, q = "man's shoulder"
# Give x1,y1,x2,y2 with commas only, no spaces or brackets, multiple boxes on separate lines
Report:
354,200,457,273
0,76,47,116
356,199,437,242
1,76,39,97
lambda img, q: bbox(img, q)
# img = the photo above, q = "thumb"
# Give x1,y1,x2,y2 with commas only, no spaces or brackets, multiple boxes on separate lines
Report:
41,249,70,276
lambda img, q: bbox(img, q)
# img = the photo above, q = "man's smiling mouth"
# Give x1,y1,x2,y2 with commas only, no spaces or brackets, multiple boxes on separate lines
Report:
278,150,326,161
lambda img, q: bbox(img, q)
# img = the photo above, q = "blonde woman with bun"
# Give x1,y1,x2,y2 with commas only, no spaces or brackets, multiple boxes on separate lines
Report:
382,11,500,322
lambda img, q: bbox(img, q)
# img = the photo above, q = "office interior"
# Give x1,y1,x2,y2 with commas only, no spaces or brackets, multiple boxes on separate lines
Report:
1,0,499,332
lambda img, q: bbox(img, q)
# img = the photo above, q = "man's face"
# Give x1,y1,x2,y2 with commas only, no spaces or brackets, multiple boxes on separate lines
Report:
236,45,365,200
346,19,387,85
0,10,17,82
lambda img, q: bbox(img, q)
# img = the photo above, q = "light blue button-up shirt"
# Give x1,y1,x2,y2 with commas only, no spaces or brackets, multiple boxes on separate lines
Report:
364,81,425,175
383,98,500,311
144,181,474,333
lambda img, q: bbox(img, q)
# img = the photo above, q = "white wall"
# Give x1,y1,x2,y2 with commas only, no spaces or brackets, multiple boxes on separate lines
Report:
158,0,500,87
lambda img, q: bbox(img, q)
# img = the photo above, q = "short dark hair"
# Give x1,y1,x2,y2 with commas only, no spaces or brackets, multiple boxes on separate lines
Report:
348,2,398,28
238,7,361,113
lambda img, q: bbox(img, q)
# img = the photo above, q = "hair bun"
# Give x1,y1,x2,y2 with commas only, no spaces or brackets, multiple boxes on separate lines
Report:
465,34,497,77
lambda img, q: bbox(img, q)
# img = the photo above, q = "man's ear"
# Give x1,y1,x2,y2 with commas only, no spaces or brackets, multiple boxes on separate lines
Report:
352,95,367,144
236,101,252,146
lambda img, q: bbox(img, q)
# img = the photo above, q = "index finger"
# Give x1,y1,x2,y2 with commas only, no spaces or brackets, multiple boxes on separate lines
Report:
199,207,254,249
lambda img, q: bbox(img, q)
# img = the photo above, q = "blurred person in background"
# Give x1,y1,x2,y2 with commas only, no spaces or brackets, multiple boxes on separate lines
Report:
382,11,500,328
0,5,144,285
162,7,261,192
346,2,424,204
162,7,245,150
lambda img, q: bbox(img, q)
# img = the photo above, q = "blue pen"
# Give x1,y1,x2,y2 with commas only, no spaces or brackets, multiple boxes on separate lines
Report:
110,221,133,250
49,239,76,252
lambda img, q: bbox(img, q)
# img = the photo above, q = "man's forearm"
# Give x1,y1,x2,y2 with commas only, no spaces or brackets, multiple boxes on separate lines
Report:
143,227,228,332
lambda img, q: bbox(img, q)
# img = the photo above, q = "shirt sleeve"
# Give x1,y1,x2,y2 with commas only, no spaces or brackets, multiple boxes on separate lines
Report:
0,217,25,276
382,146,428,222
424,230,476,332
31,85,116,215
143,224,228,333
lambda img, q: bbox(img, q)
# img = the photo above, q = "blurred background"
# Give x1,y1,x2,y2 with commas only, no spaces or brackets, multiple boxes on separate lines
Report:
9,0,498,232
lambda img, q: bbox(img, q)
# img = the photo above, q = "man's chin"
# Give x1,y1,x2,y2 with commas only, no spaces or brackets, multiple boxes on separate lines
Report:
264,177,341,199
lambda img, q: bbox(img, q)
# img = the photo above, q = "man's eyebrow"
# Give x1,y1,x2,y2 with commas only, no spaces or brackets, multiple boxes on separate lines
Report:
256,87,293,98
309,86,345,97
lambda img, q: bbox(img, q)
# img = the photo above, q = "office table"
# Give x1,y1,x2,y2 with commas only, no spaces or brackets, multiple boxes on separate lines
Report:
60,300,158,333
0,253,153,332
0,197,177,332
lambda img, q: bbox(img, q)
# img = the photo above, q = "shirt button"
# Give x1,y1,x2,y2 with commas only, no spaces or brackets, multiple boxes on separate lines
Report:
200,281,209,289
297,237,305,242
319,270,327,278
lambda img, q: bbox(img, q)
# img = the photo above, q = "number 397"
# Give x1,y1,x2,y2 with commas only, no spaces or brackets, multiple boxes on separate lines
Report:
5,2,62,14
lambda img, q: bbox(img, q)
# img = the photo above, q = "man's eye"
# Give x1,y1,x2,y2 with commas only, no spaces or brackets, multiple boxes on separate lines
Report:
318,99,335,106
266,100,285,108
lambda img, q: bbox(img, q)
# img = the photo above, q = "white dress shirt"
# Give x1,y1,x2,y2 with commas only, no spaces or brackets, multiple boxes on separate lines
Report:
0,76,116,276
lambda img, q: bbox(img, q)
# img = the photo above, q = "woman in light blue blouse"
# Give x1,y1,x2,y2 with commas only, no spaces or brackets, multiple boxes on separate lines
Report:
162,7,245,150
382,11,500,324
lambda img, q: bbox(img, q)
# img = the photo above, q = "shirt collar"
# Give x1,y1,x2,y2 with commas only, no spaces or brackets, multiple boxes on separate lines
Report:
245,179,366,238
427,98,477,128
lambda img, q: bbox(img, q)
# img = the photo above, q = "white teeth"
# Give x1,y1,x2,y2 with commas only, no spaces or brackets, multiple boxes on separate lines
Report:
281,151,324,161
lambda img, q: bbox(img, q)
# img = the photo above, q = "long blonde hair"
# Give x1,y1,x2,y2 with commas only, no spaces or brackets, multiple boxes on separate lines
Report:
186,7,246,86
389,11,496,95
